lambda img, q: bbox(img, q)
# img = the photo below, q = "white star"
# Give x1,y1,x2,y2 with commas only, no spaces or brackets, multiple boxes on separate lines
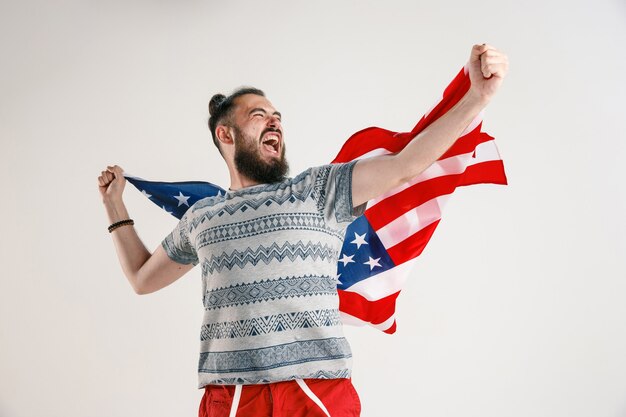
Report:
336,273,342,285
350,232,368,249
363,256,381,270
162,205,172,215
338,254,355,267
141,190,152,199
174,191,191,207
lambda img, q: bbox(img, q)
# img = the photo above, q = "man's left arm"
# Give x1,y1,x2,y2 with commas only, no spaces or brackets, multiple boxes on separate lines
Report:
352,44,509,207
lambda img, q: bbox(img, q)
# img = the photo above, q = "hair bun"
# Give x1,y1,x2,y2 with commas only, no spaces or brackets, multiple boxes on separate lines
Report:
209,94,226,116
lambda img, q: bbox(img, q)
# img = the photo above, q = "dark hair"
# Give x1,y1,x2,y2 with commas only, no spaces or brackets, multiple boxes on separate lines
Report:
208,87,265,155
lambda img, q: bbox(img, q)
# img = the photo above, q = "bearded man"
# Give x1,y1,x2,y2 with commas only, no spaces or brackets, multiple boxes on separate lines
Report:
98,44,508,417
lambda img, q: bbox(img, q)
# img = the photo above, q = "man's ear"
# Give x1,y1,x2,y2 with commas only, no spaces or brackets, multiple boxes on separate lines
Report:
216,125,234,146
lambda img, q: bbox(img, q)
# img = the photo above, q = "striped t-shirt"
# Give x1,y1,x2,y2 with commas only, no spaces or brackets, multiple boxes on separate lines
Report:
161,162,363,387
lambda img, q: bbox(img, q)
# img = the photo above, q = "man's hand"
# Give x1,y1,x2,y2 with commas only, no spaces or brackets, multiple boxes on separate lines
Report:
467,44,509,104
98,164,130,226
98,165,126,203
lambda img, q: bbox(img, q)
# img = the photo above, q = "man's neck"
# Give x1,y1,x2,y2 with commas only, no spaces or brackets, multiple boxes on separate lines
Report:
228,172,262,191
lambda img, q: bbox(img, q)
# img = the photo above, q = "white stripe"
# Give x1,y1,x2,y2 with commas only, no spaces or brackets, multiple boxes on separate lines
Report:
229,385,242,417
367,140,501,208
339,311,396,332
473,138,503,162
296,379,331,417
342,258,418,300
376,195,450,249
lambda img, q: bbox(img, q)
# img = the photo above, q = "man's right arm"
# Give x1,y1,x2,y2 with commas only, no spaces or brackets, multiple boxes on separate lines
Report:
352,44,508,208
98,165,194,295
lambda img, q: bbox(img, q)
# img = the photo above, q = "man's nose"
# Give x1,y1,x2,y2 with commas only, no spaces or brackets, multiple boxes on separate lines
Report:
267,115,281,129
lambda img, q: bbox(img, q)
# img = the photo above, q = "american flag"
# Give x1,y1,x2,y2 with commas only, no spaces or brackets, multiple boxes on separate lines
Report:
125,65,507,334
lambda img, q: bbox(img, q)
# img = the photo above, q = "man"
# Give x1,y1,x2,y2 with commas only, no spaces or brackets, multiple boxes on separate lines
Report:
98,44,508,417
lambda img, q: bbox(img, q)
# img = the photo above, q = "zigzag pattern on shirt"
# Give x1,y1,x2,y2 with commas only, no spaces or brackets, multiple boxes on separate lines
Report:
201,241,337,274
200,309,341,340
313,165,332,213
198,337,351,374
203,275,337,310
205,369,351,385
189,171,316,230
196,212,343,249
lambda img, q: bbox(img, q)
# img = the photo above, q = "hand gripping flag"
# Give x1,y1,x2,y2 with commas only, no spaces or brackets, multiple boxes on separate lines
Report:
125,65,507,334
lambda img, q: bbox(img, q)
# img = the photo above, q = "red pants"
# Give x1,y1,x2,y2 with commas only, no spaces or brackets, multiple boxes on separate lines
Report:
199,378,361,417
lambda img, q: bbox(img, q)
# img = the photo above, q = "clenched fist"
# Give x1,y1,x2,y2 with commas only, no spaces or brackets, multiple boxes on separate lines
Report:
97,165,126,202
467,44,509,103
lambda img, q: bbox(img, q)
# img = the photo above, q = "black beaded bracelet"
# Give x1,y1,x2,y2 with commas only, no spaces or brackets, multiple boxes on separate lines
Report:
108,219,135,233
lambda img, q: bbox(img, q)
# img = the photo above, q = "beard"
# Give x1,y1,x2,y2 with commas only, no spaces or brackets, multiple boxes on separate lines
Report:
232,125,289,185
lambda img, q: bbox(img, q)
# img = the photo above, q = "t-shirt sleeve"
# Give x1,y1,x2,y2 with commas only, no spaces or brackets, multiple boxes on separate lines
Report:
161,210,199,266
311,161,366,228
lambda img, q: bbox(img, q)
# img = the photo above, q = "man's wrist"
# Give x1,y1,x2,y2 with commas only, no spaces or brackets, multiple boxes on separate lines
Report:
103,195,124,206
103,197,130,224
466,87,491,107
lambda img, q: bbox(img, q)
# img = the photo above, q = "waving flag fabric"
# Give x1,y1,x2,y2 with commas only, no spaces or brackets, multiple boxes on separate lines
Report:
125,65,507,334
124,177,226,218
331,65,507,333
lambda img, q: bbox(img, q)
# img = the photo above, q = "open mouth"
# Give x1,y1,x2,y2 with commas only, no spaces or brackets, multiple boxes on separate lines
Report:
261,133,280,155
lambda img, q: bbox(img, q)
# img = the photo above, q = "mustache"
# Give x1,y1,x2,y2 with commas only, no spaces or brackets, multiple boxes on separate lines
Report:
260,127,282,140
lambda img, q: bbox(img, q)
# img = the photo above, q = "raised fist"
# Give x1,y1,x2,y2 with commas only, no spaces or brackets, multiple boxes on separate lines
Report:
97,165,126,202
468,44,509,103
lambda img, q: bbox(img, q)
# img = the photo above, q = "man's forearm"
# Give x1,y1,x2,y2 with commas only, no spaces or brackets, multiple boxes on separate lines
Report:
104,198,151,291
395,90,487,182
351,91,489,207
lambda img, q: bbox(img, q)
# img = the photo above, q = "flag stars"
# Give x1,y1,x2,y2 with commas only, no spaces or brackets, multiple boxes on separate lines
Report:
338,254,355,267
364,256,381,270
350,232,368,249
141,190,152,199
336,273,342,285
162,205,172,215
174,191,191,207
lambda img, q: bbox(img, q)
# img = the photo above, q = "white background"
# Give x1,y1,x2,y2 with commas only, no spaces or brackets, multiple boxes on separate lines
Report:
1,1,625,416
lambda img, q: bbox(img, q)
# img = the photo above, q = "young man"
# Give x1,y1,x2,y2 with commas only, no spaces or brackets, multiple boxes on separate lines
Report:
98,44,508,417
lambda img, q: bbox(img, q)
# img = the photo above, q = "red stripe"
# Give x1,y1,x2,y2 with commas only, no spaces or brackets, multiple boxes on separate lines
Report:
383,321,397,334
458,160,508,186
333,121,492,166
439,130,495,160
385,220,440,265
338,289,400,326
365,174,460,230
332,127,409,163
365,157,505,231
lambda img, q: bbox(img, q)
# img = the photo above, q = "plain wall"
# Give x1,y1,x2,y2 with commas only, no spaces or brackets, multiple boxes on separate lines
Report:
1,0,625,416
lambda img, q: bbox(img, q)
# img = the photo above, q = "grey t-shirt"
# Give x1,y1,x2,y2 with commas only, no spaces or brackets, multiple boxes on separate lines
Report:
162,162,363,387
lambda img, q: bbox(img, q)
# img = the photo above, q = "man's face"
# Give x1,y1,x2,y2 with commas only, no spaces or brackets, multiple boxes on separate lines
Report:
230,94,289,184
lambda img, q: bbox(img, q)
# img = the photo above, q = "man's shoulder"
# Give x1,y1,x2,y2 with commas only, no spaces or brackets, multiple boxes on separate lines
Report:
188,193,228,215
